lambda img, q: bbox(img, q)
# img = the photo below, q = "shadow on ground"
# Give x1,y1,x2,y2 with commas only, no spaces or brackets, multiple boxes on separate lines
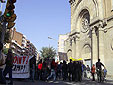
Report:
13,78,113,85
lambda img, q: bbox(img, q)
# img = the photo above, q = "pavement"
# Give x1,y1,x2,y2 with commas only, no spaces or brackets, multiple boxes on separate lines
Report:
6,77,113,85
1,76,113,85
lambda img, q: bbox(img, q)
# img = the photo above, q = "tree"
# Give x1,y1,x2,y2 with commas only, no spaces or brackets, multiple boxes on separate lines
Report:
40,46,56,59
3,48,8,54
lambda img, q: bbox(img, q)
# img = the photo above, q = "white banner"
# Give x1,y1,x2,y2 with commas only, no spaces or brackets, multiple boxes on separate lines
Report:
11,56,33,78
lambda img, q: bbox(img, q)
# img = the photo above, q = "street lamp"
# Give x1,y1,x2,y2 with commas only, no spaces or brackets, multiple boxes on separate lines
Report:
48,36,56,41
48,36,58,62
48,36,57,48
48,37,52,39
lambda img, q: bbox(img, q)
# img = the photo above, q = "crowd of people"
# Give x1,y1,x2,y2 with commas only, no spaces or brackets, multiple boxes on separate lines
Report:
30,58,107,83
0,41,107,84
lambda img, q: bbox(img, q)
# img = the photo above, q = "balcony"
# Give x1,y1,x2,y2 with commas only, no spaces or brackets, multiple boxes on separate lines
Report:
11,45,15,49
17,49,21,53
22,50,25,52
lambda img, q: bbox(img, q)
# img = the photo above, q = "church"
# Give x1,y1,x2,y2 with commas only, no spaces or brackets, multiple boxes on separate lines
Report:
65,0,113,76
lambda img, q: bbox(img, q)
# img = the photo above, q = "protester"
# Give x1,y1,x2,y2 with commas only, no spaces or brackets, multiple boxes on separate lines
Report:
57,62,62,80
78,61,82,82
86,65,90,79
3,48,14,84
101,67,107,82
103,67,107,80
81,61,86,79
72,61,76,81
46,59,56,81
62,60,68,81
37,59,43,80
68,59,73,81
41,60,48,81
96,59,104,82
0,42,6,84
29,55,36,82
91,64,96,81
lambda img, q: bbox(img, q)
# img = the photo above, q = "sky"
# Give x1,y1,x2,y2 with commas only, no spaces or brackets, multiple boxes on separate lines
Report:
2,0,71,51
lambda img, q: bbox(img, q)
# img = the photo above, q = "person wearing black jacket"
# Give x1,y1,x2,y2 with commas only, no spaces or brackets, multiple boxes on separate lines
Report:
78,61,82,82
96,59,104,82
29,55,36,81
72,61,77,81
68,59,73,81
62,60,68,81
3,48,14,84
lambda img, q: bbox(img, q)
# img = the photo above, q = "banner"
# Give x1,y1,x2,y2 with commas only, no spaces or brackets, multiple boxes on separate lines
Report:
70,57,83,61
10,56,33,78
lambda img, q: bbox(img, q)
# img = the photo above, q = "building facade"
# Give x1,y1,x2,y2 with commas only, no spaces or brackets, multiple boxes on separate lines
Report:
66,0,113,76
58,34,69,52
58,34,69,61
5,28,38,57
10,28,23,55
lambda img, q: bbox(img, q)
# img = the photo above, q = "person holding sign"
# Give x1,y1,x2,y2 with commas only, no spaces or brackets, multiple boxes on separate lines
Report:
3,48,14,85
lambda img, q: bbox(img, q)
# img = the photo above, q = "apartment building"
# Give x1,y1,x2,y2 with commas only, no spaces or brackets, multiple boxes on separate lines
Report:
5,28,38,57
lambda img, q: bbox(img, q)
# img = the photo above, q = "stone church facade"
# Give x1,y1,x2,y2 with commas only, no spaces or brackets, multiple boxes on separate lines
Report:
65,0,113,76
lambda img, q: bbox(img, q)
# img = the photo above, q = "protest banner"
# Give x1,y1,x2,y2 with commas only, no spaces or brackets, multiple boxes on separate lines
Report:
6,56,33,78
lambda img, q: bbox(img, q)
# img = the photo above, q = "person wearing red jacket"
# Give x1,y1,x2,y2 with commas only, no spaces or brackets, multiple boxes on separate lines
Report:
91,64,96,81
37,59,43,80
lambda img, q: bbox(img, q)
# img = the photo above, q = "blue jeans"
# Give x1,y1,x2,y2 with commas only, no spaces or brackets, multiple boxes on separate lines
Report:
32,69,35,81
47,69,56,81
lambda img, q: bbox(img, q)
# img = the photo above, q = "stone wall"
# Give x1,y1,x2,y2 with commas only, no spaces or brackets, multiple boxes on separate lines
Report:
68,0,113,76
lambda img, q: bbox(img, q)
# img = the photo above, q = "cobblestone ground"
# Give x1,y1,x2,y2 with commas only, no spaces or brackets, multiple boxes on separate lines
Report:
7,77,113,85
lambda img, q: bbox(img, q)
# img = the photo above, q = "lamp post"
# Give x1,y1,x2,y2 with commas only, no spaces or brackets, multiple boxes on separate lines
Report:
48,36,58,62
48,37,56,41
0,1,6,59
48,36,57,48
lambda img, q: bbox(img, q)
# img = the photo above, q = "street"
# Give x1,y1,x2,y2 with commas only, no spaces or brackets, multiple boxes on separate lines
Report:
7,78,113,85
0,0,113,85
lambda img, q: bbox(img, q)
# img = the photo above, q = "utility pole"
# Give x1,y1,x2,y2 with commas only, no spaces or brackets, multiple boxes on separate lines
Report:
0,1,6,59
0,0,17,59
0,19,7,60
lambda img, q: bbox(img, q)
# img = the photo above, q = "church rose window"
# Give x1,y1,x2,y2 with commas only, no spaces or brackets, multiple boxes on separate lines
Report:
81,12,90,33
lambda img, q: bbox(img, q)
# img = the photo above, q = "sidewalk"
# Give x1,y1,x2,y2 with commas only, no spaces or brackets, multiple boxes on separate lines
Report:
106,75,113,81
86,74,113,84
